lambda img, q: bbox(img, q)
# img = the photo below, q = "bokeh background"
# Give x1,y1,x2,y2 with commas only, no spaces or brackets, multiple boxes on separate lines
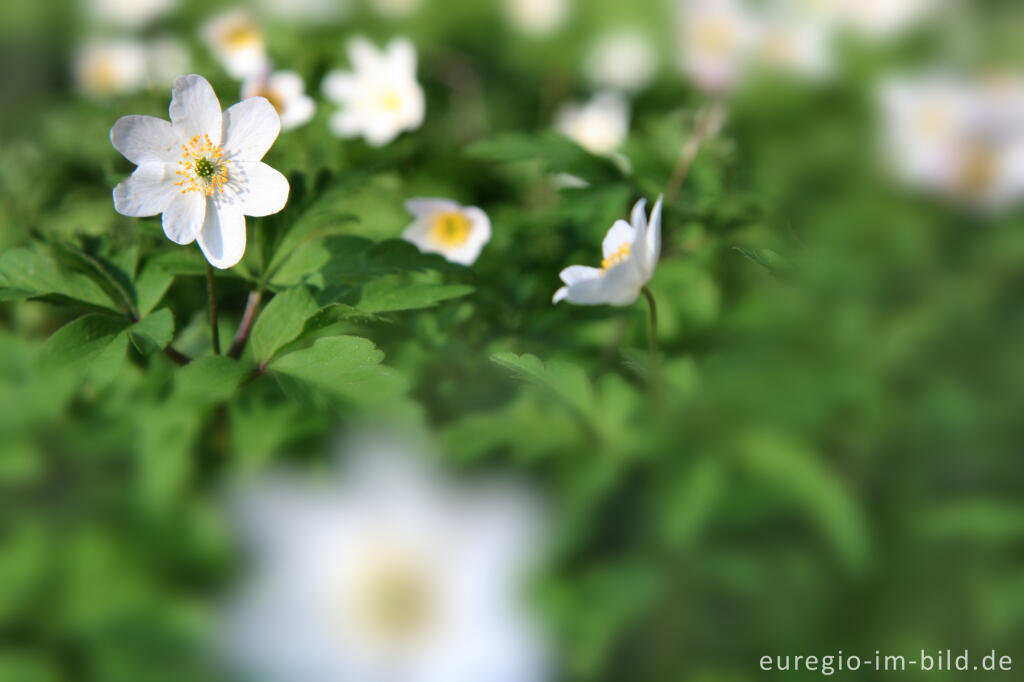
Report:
2,0,1023,680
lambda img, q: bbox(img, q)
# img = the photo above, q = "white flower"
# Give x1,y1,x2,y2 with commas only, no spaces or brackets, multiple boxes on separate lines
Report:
555,92,630,156
401,198,491,265
242,70,316,131
145,37,191,89
756,13,834,80
838,0,937,39
503,0,572,37
257,0,348,23
676,0,757,93
369,0,424,18
73,40,148,97
554,196,663,306
201,9,269,80
584,30,658,94
223,437,548,682
86,0,176,29
110,74,289,269
322,37,425,147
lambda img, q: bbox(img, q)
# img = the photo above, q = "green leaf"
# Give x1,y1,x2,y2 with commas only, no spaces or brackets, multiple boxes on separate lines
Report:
467,131,623,182
173,355,251,405
0,248,116,310
356,280,475,313
269,336,407,405
133,263,174,317
491,352,597,418
250,286,320,364
129,308,174,355
38,314,130,386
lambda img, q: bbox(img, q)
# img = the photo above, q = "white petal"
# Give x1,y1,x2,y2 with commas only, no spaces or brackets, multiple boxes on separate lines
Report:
112,163,178,217
197,201,247,269
268,71,304,99
387,38,417,77
558,265,603,286
404,198,460,217
328,110,362,138
161,192,205,245
321,71,356,103
646,195,663,271
630,197,648,232
280,95,315,131
110,115,181,165
557,262,642,306
348,37,383,72
170,74,223,143
553,286,570,303
602,219,635,259
230,162,289,217
222,97,281,162
363,117,401,146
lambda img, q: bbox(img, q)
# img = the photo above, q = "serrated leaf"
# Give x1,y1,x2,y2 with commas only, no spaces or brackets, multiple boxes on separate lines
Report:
134,263,174,317
129,308,174,355
0,248,116,310
250,286,320,364
269,336,407,405
356,280,475,313
38,314,131,385
173,355,251,405
491,352,597,421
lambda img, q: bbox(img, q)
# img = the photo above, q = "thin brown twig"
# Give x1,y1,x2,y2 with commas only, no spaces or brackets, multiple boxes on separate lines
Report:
665,100,727,203
228,290,263,359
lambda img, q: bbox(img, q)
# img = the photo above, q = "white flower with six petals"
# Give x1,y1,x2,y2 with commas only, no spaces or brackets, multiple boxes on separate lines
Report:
111,74,289,269
553,197,663,306
401,198,492,266
242,70,316,131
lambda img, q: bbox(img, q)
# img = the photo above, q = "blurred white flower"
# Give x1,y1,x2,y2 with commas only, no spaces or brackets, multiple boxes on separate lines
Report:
242,70,316,132
878,73,1024,210
369,0,424,19
839,0,937,39
402,198,491,265
257,0,347,23
223,437,548,682
322,37,425,146
554,196,663,306
201,9,269,80
73,40,148,97
676,0,757,93
755,12,833,80
111,74,288,268
503,0,571,37
555,91,630,156
85,0,176,29
584,30,658,94
145,37,190,89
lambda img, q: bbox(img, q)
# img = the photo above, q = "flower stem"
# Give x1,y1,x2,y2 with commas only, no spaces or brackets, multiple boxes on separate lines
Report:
665,99,726,204
228,290,263,359
206,262,221,355
641,286,660,389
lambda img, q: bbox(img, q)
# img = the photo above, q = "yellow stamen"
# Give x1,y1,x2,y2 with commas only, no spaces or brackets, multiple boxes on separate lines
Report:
430,211,471,247
958,143,997,198
601,242,631,270
694,18,736,56
357,562,432,643
223,24,261,50
174,133,230,196
254,86,285,115
377,91,403,111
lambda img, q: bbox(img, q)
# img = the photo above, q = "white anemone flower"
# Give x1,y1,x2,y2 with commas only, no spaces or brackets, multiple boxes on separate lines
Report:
242,70,316,132
555,91,630,156
223,438,548,682
73,40,148,97
838,0,937,39
554,196,663,306
145,37,191,89
677,0,757,93
503,0,572,37
584,30,658,94
110,74,289,269
86,0,177,29
755,9,834,80
201,9,269,80
401,198,491,265
322,37,425,147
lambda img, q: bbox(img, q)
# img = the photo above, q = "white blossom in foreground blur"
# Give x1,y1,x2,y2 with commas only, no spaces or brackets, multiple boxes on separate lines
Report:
503,0,571,37
74,40,148,97
201,9,269,80
223,437,548,682
402,198,491,265
242,70,315,132
322,37,425,146
584,31,658,94
555,92,630,156
676,0,757,93
257,0,347,23
145,37,190,89
554,197,663,306
111,74,289,268
755,11,833,81
878,73,1024,210
85,0,176,29
839,0,937,40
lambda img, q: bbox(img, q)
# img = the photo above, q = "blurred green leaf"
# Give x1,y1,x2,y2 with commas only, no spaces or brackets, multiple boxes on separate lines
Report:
38,314,130,385
250,286,319,365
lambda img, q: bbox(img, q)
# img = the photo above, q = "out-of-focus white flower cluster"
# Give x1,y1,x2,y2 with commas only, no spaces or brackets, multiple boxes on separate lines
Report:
878,73,1024,211
222,433,550,682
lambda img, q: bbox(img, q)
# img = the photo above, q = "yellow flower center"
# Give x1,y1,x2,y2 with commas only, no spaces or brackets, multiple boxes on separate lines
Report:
224,24,262,50
254,86,285,115
377,91,403,112
174,134,230,196
601,242,631,270
357,561,432,643
694,18,736,56
957,143,997,198
430,211,471,247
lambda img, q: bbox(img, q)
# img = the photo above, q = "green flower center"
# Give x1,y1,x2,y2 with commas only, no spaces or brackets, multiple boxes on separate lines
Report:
193,157,216,179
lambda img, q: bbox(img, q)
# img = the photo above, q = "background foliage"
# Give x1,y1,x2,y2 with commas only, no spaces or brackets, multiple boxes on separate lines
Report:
2,0,1023,680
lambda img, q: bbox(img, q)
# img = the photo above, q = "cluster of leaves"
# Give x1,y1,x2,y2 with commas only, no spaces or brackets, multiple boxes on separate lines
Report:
2,0,1024,681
